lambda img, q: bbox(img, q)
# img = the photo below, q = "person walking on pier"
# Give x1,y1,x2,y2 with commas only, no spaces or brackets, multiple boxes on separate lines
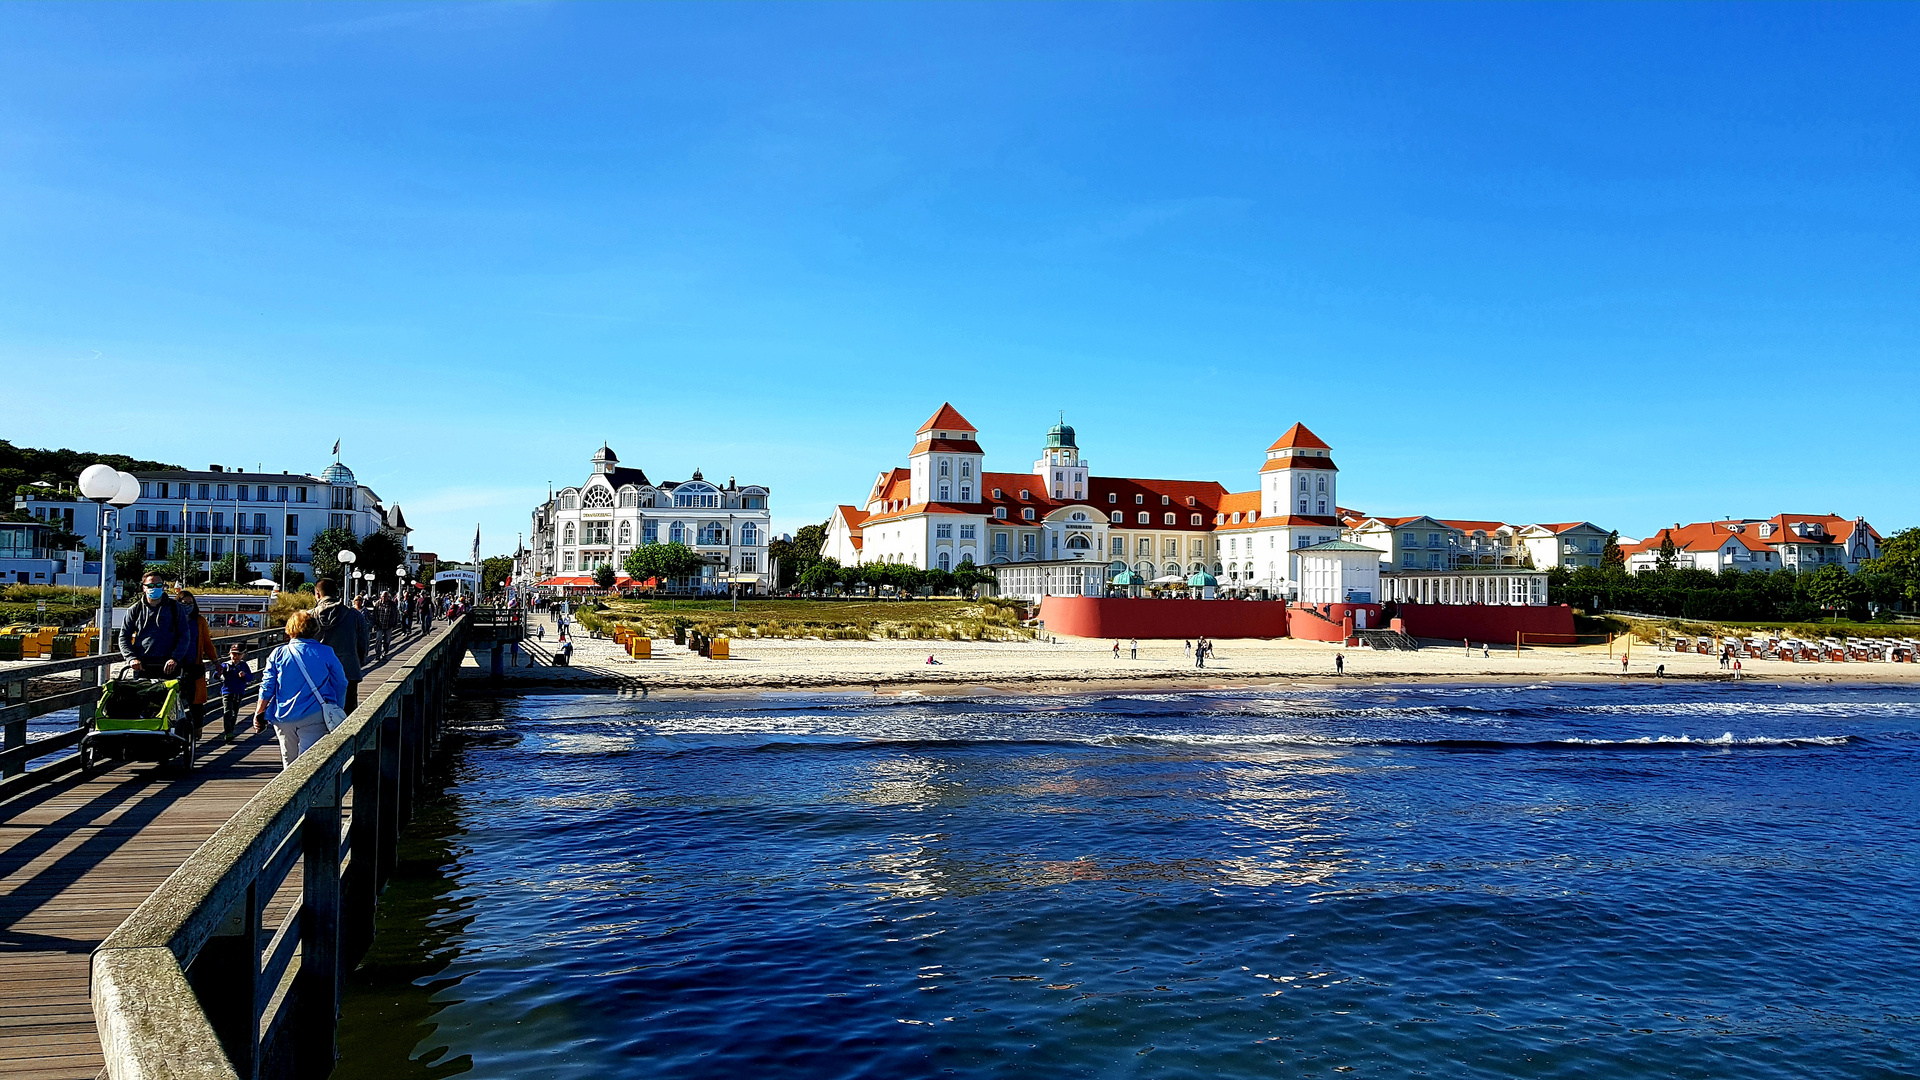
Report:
215,642,252,743
312,578,371,712
174,589,217,741
253,610,347,768
120,571,195,679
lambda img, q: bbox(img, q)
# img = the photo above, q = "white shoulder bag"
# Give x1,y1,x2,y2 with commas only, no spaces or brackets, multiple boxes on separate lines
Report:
286,643,350,732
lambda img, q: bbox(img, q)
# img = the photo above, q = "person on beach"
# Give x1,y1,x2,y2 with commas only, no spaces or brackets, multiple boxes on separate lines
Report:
1656,664,1666,678
1620,654,1629,674
215,643,252,743
1113,640,1120,660
1734,659,1742,679
1335,653,1344,675
1185,640,1192,657
926,655,942,665
252,610,346,769
1129,638,1138,660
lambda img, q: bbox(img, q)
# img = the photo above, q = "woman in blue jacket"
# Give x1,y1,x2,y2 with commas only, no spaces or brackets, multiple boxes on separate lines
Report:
252,609,348,768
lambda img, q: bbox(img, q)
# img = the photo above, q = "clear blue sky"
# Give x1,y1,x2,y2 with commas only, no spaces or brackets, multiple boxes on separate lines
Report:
4,3,1916,556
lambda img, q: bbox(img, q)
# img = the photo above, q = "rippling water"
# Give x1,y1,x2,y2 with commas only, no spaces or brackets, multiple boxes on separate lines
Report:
335,682,1920,1079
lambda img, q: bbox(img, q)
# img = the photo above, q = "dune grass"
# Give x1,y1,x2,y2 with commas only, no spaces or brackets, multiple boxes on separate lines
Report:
576,597,1034,642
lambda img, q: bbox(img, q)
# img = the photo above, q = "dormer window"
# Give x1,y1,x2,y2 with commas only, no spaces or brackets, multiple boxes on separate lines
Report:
1232,513,1241,524
1163,513,1175,525
1186,496,1196,506
1019,490,1030,501
1190,514,1202,526
1135,494,1144,505
995,507,1007,520
1022,508,1036,521
1161,495,1170,505
1111,511,1123,523
993,488,1003,499
1108,493,1117,503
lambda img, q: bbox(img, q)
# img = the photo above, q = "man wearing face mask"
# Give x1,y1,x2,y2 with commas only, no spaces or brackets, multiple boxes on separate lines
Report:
120,572,196,680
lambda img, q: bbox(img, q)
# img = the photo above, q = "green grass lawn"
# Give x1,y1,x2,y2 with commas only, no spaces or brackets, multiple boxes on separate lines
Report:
581,597,1032,641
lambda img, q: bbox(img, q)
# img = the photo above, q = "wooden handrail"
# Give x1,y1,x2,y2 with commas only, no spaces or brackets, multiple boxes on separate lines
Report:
92,614,472,1080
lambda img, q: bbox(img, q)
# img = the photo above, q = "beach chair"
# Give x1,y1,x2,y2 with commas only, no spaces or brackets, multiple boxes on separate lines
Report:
81,669,193,774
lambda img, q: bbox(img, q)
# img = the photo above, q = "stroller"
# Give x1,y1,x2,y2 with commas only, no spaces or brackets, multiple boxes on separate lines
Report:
81,668,193,773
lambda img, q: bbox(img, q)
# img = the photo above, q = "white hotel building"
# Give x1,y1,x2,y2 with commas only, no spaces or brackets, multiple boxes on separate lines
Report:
527,445,771,591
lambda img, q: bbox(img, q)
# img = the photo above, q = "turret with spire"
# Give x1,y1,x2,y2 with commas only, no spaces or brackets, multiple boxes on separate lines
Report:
1034,411,1089,501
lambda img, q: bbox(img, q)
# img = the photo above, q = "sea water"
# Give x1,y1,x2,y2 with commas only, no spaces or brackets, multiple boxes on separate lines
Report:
335,682,1920,1079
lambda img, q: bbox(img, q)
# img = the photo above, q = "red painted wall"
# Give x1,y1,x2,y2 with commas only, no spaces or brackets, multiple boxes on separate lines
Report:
1395,603,1576,644
1038,596,1290,640
1287,603,1383,642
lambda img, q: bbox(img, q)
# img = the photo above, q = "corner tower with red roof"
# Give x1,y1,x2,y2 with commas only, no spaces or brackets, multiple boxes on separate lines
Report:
908,403,985,506
1261,423,1339,521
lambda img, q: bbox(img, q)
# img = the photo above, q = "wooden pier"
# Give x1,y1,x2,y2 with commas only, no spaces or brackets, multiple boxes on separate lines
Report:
0,613,509,1080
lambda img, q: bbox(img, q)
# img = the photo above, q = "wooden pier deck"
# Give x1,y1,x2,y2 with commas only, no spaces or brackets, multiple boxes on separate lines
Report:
0,629,444,1080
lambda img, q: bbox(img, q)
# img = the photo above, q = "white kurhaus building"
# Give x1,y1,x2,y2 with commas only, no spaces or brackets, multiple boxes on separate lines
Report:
528,445,770,591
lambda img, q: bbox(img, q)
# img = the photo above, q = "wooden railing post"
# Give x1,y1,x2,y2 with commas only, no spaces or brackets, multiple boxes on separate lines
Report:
345,742,382,963
1,676,26,780
187,882,259,1079
297,770,344,1078
377,707,401,891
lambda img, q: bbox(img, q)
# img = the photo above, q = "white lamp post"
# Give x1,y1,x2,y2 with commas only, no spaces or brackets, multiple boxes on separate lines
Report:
337,548,358,600
78,466,143,648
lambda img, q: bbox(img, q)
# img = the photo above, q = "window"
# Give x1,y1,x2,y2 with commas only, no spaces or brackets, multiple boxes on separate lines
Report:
961,461,971,477
1138,538,1151,555
1021,534,1036,554
1317,477,1326,492
135,509,148,528
939,462,950,477
740,553,758,572
993,488,1003,499
698,522,727,545
277,486,288,502
959,525,975,540
1161,495,1170,505
253,540,266,557
618,489,638,508
938,551,950,571
216,484,229,500
193,484,206,500
669,522,685,544
1137,512,1149,524
960,486,972,501
1164,539,1178,556
297,487,308,503
257,485,269,501
1022,508,1035,521
741,523,759,546
1163,513,1175,525
1190,514,1202,526
564,552,575,571
1111,537,1125,554
140,482,152,498
1135,494,1145,505
994,532,1009,554
329,513,347,531
994,507,1007,520
1108,493,1117,503
940,485,951,501
285,514,298,535
643,521,658,544
1299,499,1308,513
1110,511,1123,523
1019,490,1030,501
237,485,248,502
563,523,576,545
156,510,170,529
618,521,632,544
936,523,953,539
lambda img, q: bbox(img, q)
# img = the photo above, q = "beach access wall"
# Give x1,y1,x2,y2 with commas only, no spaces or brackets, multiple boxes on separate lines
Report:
1287,602,1383,643
1396,603,1576,644
1037,596,1290,640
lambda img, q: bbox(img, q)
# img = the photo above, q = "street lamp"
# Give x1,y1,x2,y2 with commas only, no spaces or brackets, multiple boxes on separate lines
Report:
78,465,141,647
337,548,358,600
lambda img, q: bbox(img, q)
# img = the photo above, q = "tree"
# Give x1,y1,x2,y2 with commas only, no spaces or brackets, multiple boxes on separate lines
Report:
162,543,201,586
1865,527,1920,610
769,520,831,590
209,551,245,587
309,528,360,583
800,561,839,594
592,563,616,589
355,529,407,592
267,556,304,590
481,555,515,594
1655,531,1678,572
624,541,705,587
0,439,180,513
1805,563,1861,619
1601,530,1625,569
112,545,147,589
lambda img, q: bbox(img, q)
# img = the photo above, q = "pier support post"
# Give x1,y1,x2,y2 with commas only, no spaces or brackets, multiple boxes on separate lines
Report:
377,706,401,890
187,884,259,1078
345,743,382,962
297,773,343,1078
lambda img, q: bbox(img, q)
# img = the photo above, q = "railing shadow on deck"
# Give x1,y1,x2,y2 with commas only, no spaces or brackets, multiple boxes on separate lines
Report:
90,613,480,1080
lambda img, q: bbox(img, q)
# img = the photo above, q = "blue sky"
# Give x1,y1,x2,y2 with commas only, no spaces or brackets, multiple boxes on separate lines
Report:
4,3,1916,556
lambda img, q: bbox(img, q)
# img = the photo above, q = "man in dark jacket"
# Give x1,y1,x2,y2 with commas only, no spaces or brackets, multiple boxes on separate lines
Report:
311,578,371,712
120,571,196,677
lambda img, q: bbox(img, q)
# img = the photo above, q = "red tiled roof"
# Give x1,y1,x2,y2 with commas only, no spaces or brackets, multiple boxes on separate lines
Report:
1438,519,1512,535
1267,423,1330,451
836,505,870,528
917,403,977,434
1621,521,1773,557
1259,456,1337,472
910,438,980,454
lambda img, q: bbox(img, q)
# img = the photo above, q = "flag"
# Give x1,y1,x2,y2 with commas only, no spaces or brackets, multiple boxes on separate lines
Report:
331,439,340,456
472,525,481,566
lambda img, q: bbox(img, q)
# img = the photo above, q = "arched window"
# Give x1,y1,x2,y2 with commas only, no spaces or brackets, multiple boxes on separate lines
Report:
939,461,950,477
938,551,950,571
960,461,972,477
1111,511,1123,523
618,488,638,508
1190,514,1202,525
1066,534,1090,550
559,493,577,510
995,507,1007,520
617,521,632,544
1022,507,1035,521
741,523,759,546
1163,513,1175,525
562,523,575,545
583,486,613,509
669,521,685,544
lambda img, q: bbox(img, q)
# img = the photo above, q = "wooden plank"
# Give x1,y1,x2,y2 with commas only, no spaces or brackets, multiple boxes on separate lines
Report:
0,627,447,1080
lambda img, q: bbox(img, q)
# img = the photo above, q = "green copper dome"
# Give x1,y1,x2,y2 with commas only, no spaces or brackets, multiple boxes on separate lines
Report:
1045,415,1077,449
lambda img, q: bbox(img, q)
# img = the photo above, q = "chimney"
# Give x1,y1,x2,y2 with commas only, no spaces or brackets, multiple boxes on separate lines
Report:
209,464,223,472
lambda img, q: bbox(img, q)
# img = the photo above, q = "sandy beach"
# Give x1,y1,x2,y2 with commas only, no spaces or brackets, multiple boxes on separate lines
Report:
461,625,1920,695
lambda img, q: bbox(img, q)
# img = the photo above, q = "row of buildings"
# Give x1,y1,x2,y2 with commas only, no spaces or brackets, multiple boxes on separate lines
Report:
816,404,1886,603
523,444,773,592
6,458,412,588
